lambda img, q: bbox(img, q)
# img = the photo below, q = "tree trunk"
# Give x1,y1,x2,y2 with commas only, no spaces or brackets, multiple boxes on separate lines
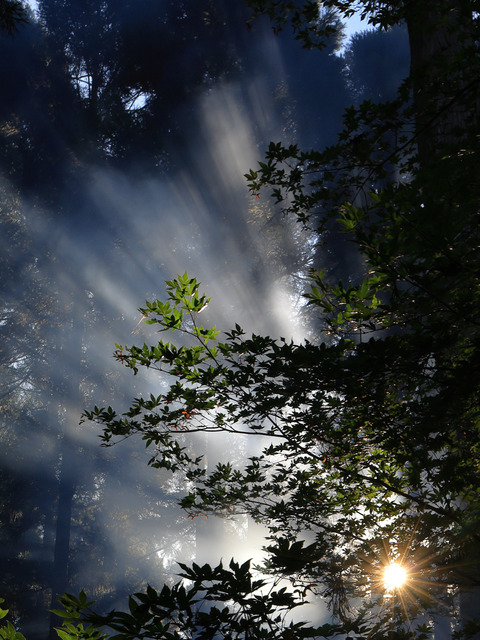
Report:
48,298,84,639
49,437,75,632
459,586,480,639
405,0,478,165
405,4,480,638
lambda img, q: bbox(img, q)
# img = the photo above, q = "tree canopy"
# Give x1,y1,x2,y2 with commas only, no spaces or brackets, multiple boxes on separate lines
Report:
0,0,27,35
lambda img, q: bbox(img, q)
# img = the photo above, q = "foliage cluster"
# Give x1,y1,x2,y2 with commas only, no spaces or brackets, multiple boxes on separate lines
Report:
0,0,26,35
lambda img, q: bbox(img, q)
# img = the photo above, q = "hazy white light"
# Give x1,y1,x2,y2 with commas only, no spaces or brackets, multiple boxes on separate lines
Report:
383,562,407,590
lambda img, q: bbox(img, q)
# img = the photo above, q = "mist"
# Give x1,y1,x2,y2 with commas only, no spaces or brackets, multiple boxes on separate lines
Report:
0,3,409,637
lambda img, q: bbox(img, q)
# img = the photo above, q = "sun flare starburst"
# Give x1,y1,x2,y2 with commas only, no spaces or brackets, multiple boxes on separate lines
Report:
383,562,408,590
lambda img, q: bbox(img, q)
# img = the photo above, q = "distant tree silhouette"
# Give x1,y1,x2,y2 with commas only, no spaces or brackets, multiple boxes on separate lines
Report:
0,0,27,35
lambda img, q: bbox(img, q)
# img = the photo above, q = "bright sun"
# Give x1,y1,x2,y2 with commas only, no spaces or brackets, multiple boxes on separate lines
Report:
383,562,408,590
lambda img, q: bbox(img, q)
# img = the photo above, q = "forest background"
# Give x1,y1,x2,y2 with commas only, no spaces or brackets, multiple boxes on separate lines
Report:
1,1,477,640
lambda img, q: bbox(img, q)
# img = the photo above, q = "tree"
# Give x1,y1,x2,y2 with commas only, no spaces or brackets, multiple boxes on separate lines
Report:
0,0,27,35
342,26,410,103
36,0,258,168
57,1,479,639
0,183,64,639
